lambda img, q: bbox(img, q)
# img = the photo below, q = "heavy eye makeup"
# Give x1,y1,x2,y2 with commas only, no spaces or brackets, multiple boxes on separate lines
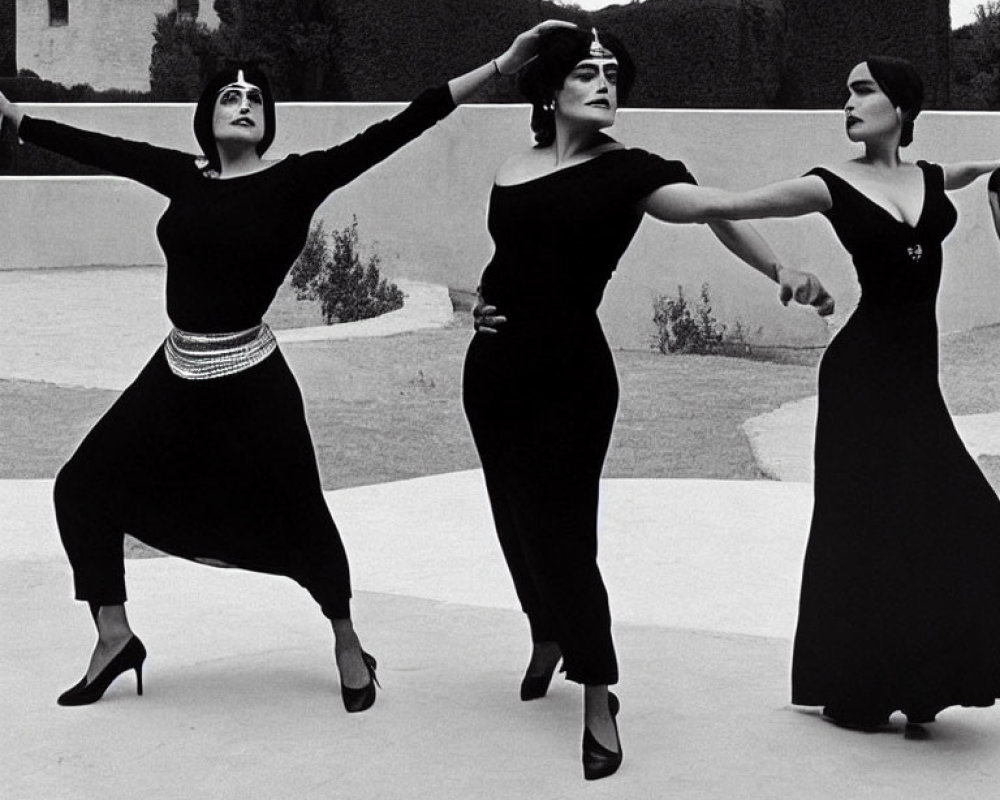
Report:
570,63,619,86
846,80,878,97
218,88,264,106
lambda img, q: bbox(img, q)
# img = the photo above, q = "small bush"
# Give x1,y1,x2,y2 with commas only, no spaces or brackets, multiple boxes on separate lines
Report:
652,282,751,356
290,217,404,324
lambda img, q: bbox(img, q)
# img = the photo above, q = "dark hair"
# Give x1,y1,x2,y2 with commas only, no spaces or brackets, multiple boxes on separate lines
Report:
517,27,635,147
865,56,923,148
193,65,276,173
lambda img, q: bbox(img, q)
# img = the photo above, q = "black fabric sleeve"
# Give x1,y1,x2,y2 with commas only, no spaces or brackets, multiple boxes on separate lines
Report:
915,160,945,195
990,167,1000,194
803,167,838,219
625,150,697,204
293,84,457,204
18,116,192,196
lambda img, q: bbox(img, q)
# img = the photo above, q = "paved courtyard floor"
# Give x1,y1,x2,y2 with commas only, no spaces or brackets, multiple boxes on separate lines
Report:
4,268,1000,799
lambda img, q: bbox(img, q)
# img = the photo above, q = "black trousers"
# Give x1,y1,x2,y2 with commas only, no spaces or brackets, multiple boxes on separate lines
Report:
54,347,352,620
462,320,619,685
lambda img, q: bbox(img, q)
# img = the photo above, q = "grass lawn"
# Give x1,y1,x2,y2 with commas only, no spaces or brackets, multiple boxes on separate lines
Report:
4,309,999,491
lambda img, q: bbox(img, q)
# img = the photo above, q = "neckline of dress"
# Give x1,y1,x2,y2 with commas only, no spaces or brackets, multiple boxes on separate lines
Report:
817,162,930,230
493,147,627,189
201,157,286,182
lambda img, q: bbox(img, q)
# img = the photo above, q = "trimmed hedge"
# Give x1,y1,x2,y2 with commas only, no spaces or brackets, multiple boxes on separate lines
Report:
596,0,786,109
781,0,951,108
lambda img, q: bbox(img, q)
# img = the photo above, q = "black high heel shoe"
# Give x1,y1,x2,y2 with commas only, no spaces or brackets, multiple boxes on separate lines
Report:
58,635,146,707
340,651,380,713
583,692,622,781
520,658,564,701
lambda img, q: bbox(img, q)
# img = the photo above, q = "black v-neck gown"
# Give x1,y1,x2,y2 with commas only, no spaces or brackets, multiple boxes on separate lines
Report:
19,87,455,620
792,162,1000,722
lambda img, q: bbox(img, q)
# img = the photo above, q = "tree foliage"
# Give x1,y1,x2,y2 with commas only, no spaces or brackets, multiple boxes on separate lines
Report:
0,0,15,77
290,218,404,325
212,0,345,100
951,2,1000,110
149,10,219,101
652,283,742,355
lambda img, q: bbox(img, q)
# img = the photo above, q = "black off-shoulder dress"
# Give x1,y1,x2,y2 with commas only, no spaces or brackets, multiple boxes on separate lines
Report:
463,146,696,685
20,87,455,620
792,162,1000,723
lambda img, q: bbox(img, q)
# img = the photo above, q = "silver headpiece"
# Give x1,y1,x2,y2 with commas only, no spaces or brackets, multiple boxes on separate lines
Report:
217,69,258,95
589,28,615,60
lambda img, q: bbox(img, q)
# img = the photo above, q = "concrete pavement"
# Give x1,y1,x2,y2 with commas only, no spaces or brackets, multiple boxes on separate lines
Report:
4,268,1000,798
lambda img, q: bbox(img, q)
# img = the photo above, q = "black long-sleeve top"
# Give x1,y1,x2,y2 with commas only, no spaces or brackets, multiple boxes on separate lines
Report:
19,86,456,332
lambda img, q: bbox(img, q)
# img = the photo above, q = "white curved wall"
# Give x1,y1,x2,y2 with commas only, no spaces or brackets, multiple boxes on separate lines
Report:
3,102,1000,349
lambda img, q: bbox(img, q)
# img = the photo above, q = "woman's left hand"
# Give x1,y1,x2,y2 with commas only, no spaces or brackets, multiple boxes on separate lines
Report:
472,291,507,334
777,266,835,316
495,20,578,76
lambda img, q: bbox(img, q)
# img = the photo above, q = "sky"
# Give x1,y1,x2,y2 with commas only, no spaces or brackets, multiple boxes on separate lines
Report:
561,0,983,29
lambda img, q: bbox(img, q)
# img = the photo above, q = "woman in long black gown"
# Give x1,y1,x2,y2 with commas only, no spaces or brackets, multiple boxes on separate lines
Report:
0,20,568,712
651,56,1000,731
463,26,833,779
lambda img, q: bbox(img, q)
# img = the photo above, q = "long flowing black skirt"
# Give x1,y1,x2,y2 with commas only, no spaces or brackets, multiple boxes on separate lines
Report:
791,300,1000,721
54,345,352,620
463,317,620,686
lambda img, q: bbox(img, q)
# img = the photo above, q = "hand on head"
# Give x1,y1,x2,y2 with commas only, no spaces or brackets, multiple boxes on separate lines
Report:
496,19,579,76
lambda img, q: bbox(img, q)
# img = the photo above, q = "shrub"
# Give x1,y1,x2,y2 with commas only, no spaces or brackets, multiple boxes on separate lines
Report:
652,282,750,356
290,218,404,324
149,10,220,102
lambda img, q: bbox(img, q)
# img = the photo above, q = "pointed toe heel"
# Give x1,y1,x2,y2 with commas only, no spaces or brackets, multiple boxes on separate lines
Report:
583,692,622,781
57,636,147,707
341,651,380,714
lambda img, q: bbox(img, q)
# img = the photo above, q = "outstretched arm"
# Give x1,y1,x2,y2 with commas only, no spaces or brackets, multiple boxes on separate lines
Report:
942,161,1000,191
639,176,831,224
299,20,577,200
705,218,835,316
989,184,1000,243
0,88,188,194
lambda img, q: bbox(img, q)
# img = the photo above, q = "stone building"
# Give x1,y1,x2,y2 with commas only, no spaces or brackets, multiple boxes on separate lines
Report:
14,0,218,91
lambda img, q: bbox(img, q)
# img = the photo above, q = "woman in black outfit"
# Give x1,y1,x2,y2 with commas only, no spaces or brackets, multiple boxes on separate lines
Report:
463,26,833,780
647,57,1000,732
0,20,569,713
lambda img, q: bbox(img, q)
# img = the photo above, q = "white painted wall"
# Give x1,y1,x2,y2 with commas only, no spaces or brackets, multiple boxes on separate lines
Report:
3,102,1000,349
16,0,219,91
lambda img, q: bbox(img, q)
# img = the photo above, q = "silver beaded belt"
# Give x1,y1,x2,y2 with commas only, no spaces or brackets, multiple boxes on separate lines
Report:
163,323,277,380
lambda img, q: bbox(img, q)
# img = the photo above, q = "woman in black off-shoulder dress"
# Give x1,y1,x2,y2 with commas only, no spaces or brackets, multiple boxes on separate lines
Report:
655,56,1000,731
0,21,567,713
463,26,833,779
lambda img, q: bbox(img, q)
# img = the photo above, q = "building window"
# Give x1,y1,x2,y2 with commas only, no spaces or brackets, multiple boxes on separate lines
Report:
176,0,198,21
49,0,68,27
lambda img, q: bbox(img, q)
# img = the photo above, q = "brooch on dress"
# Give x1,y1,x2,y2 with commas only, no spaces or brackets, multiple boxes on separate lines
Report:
906,243,923,262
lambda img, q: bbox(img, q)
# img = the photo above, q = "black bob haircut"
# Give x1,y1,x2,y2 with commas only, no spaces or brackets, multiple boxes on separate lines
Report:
193,65,276,173
517,27,636,147
865,56,924,148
